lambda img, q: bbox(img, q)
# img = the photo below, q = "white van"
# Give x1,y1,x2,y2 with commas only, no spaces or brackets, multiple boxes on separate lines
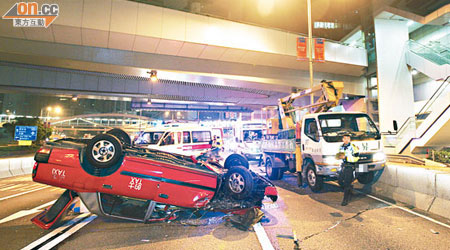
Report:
135,124,222,155
135,124,249,169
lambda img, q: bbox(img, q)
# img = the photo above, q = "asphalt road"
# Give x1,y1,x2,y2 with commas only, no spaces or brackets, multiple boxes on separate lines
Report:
1,162,450,250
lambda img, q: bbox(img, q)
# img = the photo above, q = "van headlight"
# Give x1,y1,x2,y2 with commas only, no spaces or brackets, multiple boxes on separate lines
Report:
373,152,386,162
323,156,342,166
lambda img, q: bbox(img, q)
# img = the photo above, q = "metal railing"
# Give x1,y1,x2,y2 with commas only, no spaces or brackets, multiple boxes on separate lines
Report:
392,76,450,153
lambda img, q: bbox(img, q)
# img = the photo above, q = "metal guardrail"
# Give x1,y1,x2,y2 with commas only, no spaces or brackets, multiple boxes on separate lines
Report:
387,154,425,165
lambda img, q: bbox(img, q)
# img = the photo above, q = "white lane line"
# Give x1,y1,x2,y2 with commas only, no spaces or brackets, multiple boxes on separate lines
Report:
0,200,56,224
0,186,49,201
39,215,97,250
361,191,450,230
21,213,92,250
0,184,24,191
17,184,45,191
0,183,16,189
253,222,275,250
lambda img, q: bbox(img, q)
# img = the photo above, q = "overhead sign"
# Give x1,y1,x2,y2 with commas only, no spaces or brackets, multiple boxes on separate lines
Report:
14,126,38,141
314,38,325,62
297,37,307,60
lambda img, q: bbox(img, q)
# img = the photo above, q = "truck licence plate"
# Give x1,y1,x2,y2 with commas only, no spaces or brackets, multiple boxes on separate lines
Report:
356,164,368,173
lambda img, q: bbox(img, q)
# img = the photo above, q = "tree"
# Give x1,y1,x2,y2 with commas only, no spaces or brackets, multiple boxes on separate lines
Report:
2,117,52,145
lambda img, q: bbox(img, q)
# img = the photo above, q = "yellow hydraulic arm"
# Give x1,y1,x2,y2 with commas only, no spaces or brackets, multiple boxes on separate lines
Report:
278,80,344,126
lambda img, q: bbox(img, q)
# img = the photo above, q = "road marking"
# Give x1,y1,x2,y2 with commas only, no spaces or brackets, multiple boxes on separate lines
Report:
253,222,275,250
361,191,450,230
0,200,56,224
0,184,24,191
17,184,45,191
21,213,93,250
0,186,48,201
39,215,97,250
0,183,16,189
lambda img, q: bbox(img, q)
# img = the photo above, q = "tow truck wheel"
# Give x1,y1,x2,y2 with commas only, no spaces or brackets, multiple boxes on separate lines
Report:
224,166,253,200
86,133,123,168
265,157,284,180
106,128,131,146
305,161,323,192
357,171,375,184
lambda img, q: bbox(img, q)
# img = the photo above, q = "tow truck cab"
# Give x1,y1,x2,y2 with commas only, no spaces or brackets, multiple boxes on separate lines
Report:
301,112,386,180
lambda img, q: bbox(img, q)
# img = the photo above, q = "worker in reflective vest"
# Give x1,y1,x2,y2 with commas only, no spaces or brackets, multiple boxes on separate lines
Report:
337,134,359,206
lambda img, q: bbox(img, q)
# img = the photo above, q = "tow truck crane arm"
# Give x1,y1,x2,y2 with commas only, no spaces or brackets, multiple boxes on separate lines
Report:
277,80,344,128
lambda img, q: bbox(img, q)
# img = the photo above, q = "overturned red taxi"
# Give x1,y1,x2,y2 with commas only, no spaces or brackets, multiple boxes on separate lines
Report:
31,129,277,229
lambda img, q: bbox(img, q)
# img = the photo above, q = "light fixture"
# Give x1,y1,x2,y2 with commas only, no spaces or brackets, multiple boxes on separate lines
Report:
72,95,78,101
146,97,151,105
411,69,418,75
148,70,158,82
46,106,52,111
54,107,62,114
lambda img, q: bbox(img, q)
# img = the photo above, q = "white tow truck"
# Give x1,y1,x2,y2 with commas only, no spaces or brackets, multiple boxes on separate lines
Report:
261,80,386,192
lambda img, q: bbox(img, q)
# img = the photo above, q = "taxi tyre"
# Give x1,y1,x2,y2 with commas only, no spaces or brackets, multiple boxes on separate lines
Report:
357,171,375,184
224,154,249,169
305,161,323,192
265,156,284,180
106,128,131,146
224,166,254,200
86,134,123,168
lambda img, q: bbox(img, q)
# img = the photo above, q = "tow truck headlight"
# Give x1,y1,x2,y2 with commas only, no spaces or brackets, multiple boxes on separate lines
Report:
373,152,386,162
323,156,341,166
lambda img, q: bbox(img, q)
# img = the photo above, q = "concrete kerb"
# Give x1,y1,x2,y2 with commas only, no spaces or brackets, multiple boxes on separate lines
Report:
0,158,13,179
0,157,35,179
364,163,450,220
21,157,35,175
9,158,23,176
429,173,450,219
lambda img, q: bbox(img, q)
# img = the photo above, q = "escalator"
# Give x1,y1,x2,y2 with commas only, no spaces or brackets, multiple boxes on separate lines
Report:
406,40,450,80
395,76,450,154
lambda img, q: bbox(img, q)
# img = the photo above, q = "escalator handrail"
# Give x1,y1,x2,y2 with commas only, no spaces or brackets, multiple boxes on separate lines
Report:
416,75,450,116
392,75,449,136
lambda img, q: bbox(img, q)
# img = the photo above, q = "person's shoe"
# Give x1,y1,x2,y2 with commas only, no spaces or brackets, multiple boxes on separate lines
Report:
341,200,348,206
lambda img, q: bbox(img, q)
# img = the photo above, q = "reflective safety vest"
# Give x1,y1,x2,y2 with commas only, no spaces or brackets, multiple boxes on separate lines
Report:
339,143,360,163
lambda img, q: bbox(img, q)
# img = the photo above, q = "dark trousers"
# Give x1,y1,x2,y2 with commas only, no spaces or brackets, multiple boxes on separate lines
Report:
341,163,356,204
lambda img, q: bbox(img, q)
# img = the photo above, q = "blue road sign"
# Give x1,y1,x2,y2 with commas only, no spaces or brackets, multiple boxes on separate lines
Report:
14,126,38,141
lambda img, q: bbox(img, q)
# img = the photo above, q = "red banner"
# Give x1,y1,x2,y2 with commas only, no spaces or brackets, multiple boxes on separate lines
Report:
314,38,325,62
297,37,307,60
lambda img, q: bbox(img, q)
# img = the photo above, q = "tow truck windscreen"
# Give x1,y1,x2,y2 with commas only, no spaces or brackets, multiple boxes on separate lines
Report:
243,130,263,141
318,114,380,142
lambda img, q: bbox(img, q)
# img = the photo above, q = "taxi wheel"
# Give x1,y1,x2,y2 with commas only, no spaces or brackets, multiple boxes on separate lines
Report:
224,166,254,200
224,154,249,169
86,134,123,168
106,128,131,146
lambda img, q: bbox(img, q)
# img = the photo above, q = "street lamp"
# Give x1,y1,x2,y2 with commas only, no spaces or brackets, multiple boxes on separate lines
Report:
54,107,62,114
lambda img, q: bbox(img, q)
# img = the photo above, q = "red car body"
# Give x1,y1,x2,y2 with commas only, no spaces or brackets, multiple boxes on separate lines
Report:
32,137,277,229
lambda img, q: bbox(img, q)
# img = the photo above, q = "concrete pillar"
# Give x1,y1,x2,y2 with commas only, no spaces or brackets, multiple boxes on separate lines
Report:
374,18,415,133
